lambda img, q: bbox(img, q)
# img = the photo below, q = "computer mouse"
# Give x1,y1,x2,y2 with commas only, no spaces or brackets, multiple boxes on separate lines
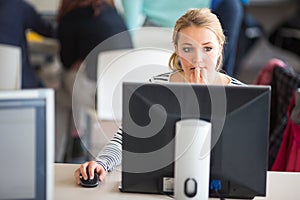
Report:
80,172,99,188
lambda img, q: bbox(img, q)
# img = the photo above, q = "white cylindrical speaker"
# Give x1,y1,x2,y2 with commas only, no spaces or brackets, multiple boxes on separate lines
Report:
174,119,211,200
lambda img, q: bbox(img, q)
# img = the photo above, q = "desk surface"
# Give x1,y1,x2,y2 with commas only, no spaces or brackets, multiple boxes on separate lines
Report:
55,163,300,200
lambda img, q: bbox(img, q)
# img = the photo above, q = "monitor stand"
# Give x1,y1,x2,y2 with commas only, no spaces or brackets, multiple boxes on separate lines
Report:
174,119,211,200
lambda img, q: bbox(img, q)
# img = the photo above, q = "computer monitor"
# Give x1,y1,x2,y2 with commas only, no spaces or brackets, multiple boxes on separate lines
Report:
0,89,54,200
121,82,270,199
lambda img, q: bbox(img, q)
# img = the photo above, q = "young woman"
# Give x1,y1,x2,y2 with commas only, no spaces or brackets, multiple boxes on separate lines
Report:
74,8,244,184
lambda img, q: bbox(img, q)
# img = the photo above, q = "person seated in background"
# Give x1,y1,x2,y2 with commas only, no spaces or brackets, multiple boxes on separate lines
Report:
55,0,132,162
211,0,244,76
121,0,211,29
57,0,131,80
74,8,244,184
0,0,56,88
120,0,244,76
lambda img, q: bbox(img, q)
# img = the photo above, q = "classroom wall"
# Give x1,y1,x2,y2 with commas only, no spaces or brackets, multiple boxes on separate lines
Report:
25,0,60,13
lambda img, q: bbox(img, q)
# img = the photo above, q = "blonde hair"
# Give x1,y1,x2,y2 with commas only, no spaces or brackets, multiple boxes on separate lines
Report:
169,8,226,71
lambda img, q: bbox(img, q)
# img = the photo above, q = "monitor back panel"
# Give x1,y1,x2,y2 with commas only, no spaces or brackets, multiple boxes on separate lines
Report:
121,83,270,199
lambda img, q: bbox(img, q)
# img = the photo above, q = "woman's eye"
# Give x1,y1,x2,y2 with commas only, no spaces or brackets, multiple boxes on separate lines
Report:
204,47,212,52
183,47,192,53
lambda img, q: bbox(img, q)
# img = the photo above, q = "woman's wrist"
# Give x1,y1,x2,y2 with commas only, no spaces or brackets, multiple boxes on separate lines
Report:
96,159,109,172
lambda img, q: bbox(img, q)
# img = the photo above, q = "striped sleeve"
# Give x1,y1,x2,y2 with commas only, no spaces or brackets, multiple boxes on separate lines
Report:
96,128,123,172
95,72,172,172
229,77,246,86
149,72,172,83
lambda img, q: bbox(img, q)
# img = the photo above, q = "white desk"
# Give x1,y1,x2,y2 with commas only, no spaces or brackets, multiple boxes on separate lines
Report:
55,164,300,200
55,163,170,200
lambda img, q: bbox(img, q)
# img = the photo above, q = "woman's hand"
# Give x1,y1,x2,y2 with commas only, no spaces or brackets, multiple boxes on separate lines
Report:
74,161,107,185
188,66,223,84
189,67,208,84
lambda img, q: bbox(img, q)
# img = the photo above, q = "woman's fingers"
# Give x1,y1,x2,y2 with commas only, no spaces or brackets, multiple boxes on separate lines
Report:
74,168,81,185
190,67,206,83
74,161,107,185
79,162,89,180
97,165,107,182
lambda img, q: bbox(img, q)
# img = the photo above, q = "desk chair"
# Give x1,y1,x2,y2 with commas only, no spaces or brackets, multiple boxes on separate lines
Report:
97,48,172,121
0,44,21,90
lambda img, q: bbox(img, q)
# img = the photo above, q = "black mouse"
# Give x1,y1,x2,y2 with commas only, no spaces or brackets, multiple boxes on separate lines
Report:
80,172,99,187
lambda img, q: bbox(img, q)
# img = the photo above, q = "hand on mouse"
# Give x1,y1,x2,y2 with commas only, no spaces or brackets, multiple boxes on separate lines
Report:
74,161,106,185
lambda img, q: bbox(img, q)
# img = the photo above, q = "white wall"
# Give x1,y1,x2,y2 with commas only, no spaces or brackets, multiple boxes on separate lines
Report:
25,0,60,13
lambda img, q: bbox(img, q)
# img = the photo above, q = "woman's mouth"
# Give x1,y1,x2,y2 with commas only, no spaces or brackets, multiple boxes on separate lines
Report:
190,67,203,71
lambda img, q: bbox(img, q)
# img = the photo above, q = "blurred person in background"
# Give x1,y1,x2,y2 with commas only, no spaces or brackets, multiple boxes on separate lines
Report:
56,0,132,162
0,0,56,88
211,0,245,76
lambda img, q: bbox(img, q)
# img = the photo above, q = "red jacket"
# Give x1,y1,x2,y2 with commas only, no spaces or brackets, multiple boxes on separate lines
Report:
272,93,300,171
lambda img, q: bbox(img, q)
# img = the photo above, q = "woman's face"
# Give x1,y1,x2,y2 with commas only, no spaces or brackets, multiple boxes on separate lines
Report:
176,26,223,83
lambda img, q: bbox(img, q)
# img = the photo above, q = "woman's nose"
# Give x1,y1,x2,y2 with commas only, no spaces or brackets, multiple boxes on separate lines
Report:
192,49,204,66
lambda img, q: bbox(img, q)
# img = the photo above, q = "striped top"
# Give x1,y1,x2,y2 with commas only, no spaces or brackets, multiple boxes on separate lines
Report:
96,71,245,171
150,71,245,85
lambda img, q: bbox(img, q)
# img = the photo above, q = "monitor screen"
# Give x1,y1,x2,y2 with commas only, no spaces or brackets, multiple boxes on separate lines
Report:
121,82,270,199
0,89,54,200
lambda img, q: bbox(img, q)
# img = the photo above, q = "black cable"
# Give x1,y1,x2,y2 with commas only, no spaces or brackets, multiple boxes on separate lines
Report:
163,193,174,199
215,189,225,200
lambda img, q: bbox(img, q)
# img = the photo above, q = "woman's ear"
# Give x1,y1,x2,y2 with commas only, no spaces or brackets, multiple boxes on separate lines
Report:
175,45,179,54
